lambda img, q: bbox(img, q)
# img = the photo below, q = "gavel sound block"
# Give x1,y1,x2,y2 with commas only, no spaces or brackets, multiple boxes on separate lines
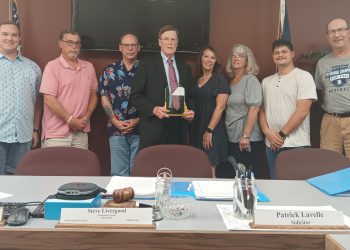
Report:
103,187,137,208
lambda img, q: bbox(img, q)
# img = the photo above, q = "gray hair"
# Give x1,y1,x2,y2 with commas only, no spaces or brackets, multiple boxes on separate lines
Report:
326,17,349,33
59,30,80,40
226,44,259,78
119,32,139,44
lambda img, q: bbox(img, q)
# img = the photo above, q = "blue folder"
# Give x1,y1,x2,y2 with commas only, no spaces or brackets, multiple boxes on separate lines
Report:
256,189,270,202
306,167,350,196
171,182,196,198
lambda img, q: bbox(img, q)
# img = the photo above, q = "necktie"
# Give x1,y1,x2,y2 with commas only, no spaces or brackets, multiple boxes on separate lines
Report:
167,59,180,110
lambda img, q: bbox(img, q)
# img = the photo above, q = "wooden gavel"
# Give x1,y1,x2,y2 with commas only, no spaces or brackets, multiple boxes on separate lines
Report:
112,187,135,203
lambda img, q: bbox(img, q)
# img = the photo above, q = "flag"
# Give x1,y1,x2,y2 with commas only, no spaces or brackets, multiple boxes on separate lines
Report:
10,0,22,54
11,0,20,27
278,0,291,42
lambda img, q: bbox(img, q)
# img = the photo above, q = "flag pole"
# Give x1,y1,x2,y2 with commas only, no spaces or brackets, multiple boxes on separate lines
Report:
276,0,282,73
278,0,286,39
277,0,281,39
10,0,22,54
9,0,12,21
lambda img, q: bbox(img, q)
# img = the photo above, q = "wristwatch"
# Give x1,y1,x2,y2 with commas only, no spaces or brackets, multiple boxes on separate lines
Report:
33,128,41,133
279,130,288,138
242,134,250,139
205,127,213,133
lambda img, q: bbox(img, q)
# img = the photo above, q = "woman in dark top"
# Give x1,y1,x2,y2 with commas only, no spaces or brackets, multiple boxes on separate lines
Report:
192,46,230,176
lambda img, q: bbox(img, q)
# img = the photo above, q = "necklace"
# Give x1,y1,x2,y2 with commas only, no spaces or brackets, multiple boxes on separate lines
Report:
198,73,212,87
235,74,243,79
231,74,244,84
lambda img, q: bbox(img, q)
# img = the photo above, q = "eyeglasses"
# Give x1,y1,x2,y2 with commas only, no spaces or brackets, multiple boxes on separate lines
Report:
160,37,178,43
120,43,139,48
327,27,349,37
232,53,246,59
61,40,81,47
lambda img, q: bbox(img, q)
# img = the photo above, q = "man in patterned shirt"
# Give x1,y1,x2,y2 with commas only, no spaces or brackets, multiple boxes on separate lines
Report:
97,33,140,176
0,21,42,174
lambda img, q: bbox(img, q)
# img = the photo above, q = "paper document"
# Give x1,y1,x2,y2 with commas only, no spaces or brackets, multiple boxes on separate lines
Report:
217,204,252,230
192,181,270,202
217,204,350,231
0,191,13,200
105,177,156,198
193,181,233,200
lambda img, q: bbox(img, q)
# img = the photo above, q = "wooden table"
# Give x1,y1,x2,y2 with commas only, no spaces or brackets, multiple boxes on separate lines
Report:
325,234,350,250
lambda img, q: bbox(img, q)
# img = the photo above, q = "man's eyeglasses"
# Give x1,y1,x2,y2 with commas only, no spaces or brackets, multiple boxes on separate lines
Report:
61,40,81,47
327,27,349,37
120,43,139,49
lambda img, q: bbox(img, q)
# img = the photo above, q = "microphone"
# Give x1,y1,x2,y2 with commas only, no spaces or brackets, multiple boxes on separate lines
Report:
237,163,247,173
227,156,239,171
227,156,247,176
237,163,247,175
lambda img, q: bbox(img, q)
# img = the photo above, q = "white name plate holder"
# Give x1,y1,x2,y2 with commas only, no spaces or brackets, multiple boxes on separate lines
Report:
250,209,349,230
56,208,155,229
0,206,5,226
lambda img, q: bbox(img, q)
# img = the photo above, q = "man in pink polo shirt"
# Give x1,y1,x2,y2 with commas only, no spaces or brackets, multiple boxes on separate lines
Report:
40,30,98,149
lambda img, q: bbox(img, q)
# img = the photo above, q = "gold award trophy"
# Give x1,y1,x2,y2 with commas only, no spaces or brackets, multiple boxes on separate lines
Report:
164,86,187,116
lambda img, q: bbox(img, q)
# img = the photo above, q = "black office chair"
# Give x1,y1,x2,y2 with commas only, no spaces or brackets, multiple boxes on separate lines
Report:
15,147,101,176
132,144,212,178
275,148,349,180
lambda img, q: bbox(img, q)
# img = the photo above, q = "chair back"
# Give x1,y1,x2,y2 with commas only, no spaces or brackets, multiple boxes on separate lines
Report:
132,144,212,178
16,147,101,176
275,148,349,180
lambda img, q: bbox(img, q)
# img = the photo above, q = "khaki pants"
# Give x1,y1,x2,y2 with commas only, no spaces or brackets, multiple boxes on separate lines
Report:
320,113,350,160
42,131,88,150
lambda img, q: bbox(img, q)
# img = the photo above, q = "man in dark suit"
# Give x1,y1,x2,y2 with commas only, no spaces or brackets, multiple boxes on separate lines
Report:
130,25,195,149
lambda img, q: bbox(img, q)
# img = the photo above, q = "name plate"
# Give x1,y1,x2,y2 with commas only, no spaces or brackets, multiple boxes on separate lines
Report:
60,208,153,225
254,209,345,226
0,206,3,220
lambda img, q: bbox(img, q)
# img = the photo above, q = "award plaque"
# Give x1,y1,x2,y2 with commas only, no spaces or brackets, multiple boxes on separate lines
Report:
164,86,187,116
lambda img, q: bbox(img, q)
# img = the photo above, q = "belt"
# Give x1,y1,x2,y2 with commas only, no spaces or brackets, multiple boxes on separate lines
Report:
325,111,350,117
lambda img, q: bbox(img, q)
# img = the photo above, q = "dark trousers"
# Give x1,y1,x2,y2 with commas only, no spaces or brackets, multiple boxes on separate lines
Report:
139,117,188,150
228,141,263,173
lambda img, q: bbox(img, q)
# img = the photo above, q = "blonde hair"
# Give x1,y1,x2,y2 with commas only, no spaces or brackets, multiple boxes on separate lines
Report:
226,44,259,78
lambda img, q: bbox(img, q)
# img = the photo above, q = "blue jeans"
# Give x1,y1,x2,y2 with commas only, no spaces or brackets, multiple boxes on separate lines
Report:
266,146,309,179
109,134,139,176
0,142,31,174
